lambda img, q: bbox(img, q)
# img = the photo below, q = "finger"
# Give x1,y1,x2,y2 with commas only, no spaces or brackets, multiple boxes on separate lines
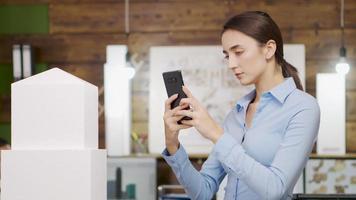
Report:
182,85,193,98
165,94,178,111
180,120,194,126
179,97,199,111
178,100,195,113
164,107,185,122
173,115,185,122
177,124,192,129
179,102,190,109
165,113,186,123
179,98,194,107
171,105,187,113
167,123,191,132
175,110,194,118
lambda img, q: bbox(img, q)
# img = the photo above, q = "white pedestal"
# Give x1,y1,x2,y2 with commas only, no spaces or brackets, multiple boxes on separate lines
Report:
11,68,98,149
316,73,346,155
1,149,106,200
3,67,106,200
104,45,132,156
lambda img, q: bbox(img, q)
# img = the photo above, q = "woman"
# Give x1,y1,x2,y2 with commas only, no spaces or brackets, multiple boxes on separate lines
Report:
162,11,320,200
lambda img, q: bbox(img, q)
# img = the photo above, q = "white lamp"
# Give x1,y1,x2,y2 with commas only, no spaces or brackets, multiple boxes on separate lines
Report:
335,57,350,75
335,0,350,75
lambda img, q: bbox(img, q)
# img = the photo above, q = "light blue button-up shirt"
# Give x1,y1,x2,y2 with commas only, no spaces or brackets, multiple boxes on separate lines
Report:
162,77,321,200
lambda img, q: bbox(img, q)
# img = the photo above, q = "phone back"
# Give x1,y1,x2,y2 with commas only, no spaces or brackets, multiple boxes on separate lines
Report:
162,70,187,108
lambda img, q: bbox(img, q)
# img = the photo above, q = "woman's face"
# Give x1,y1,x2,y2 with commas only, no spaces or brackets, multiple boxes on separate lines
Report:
221,29,268,86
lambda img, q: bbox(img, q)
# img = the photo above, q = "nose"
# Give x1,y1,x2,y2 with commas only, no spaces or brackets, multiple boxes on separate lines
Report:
228,54,239,70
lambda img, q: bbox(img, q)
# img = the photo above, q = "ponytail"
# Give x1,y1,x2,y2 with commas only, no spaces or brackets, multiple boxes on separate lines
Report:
280,59,304,91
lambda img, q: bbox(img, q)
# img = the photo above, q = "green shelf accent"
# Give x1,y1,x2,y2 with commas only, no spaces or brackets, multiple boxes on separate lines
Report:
0,5,49,34
35,63,48,73
0,63,48,95
0,64,12,95
0,123,11,144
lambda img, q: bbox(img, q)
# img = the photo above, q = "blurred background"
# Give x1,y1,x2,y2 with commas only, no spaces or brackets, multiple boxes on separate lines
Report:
0,0,356,199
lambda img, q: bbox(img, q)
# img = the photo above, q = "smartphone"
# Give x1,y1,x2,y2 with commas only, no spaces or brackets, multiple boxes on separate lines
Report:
162,70,192,124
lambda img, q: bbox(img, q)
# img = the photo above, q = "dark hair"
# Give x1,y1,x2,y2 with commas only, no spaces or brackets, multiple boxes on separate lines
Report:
222,11,303,91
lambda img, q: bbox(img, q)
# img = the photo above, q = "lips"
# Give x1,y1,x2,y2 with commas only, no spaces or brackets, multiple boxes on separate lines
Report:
235,72,244,79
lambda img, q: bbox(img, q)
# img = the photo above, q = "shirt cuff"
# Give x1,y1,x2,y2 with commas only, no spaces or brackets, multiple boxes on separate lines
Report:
161,144,189,169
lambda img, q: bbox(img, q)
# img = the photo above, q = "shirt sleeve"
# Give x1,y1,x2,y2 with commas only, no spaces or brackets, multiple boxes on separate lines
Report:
213,102,320,199
162,144,226,200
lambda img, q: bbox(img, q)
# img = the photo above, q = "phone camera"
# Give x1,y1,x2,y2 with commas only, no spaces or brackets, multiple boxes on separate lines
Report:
168,77,177,83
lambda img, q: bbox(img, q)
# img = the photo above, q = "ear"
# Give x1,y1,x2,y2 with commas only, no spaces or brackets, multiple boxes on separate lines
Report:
264,40,277,60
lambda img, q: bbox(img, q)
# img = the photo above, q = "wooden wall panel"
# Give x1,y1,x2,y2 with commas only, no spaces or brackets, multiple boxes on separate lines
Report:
49,3,125,34
127,31,221,67
49,63,104,87
0,0,162,4
346,91,356,122
282,29,356,60
0,34,127,63
130,1,227,32
99,115,105,149
2,29,355,65
0,0,50,3
306,59,356,90
240,0,341,30
130,0,347,32
345,0,356,28
347,122,356,152
47,1,356,33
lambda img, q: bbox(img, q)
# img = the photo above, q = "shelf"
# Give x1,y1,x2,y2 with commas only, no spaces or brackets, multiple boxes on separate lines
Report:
110,153,356,160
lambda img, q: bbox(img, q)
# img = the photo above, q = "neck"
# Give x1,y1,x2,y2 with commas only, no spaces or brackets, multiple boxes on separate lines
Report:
253,63,284,103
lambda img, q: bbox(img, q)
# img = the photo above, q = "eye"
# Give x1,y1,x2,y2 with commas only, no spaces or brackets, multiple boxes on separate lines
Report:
224,55,229,60
235,51,243,56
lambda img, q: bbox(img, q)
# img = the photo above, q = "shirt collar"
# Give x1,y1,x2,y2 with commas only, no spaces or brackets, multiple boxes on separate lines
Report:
236,77,297,112
236,90,255,112
269,77,297,104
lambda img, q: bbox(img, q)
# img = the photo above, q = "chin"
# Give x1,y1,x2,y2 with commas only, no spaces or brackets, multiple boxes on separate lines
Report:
238,78,254,86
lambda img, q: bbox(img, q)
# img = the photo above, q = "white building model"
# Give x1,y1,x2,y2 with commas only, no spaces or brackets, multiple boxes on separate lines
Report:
1,68,107,200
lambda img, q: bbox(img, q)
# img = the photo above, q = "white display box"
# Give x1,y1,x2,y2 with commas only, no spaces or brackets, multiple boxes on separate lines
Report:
316,73,346,155
1,149,107,200
11,68,98,149
104,45,132,156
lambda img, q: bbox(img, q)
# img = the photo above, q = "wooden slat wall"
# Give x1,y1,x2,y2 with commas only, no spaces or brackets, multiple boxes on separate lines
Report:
0,0,356,152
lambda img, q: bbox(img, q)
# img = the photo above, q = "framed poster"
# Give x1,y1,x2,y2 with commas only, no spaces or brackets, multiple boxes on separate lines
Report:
305,158,356,194
149,45,305,155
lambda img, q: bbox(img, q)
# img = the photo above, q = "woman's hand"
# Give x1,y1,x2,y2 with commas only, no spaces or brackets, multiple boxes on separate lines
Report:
163,93,193,155
175,86,224,143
